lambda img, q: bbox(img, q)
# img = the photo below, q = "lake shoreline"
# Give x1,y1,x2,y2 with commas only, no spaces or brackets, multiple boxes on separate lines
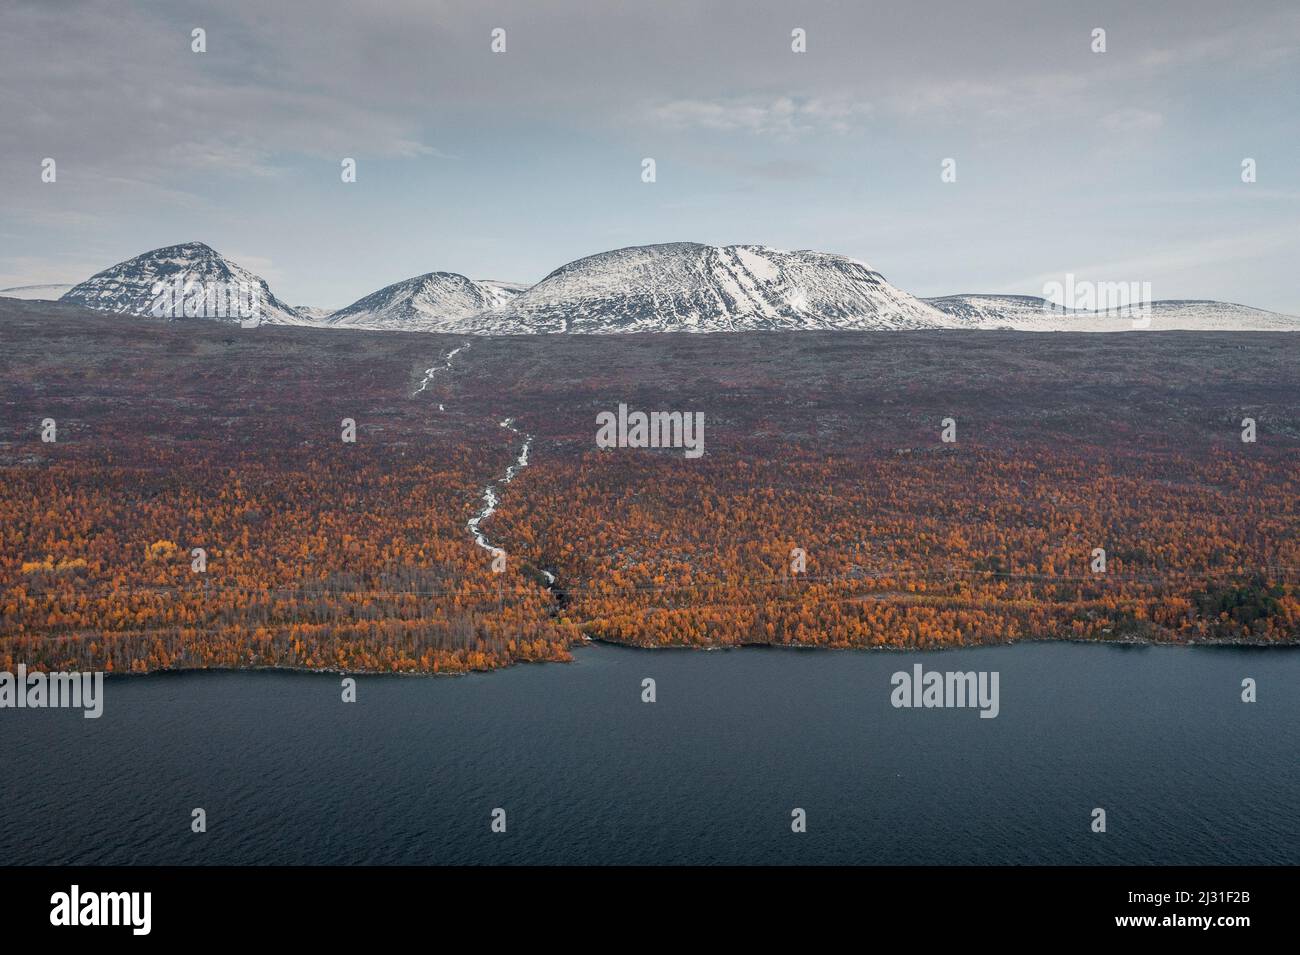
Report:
84,630,1300,680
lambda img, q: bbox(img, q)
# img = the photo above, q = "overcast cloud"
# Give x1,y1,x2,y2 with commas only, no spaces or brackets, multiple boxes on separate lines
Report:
1,0,1297,311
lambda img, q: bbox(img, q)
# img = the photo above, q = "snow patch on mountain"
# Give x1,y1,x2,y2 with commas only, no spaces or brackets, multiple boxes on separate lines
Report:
60,242,307,325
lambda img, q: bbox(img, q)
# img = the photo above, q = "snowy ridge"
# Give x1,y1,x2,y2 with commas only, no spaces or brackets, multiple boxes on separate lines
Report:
327,273,523,331
36,241,1300,335
0,283,74,301
60,242,307,325
293,305,336,322
462,242,959,334
925,294,1300,332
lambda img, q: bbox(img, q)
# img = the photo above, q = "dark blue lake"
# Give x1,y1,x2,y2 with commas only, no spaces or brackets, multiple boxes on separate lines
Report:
2,642,1296,865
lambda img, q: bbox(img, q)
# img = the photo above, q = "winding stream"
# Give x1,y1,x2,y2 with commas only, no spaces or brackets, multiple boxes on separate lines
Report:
465,419,556,585
467,417,532,553
413,347,555,585
412,342,469,399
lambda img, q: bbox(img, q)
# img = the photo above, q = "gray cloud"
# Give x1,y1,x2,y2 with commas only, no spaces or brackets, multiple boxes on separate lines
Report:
2,0,1298,310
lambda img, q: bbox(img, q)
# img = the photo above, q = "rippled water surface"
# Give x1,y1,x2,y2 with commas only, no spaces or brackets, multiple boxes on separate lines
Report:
2,642,1296,865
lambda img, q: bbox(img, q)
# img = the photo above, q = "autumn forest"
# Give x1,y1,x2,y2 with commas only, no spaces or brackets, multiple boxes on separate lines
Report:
2,299,1297,675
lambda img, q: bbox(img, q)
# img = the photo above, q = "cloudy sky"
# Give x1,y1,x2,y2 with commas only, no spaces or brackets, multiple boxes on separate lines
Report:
2,0,1298,312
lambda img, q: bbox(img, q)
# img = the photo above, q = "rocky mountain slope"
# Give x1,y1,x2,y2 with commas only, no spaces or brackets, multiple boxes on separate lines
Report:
327,273,524,331
59,242,306,325
462,243,959,333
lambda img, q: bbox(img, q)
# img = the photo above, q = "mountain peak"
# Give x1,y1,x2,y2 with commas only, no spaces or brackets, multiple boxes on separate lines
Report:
60,242,306,325
152,240,219,256
466,242,953,333
326,271,523,331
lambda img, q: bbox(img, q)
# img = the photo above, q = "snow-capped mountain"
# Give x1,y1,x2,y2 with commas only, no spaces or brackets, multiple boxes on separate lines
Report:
327,272,524,331
925,294,1300,331
60,242,307,325
0,283,74,300
34,241,1300,335
461,243,958,334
